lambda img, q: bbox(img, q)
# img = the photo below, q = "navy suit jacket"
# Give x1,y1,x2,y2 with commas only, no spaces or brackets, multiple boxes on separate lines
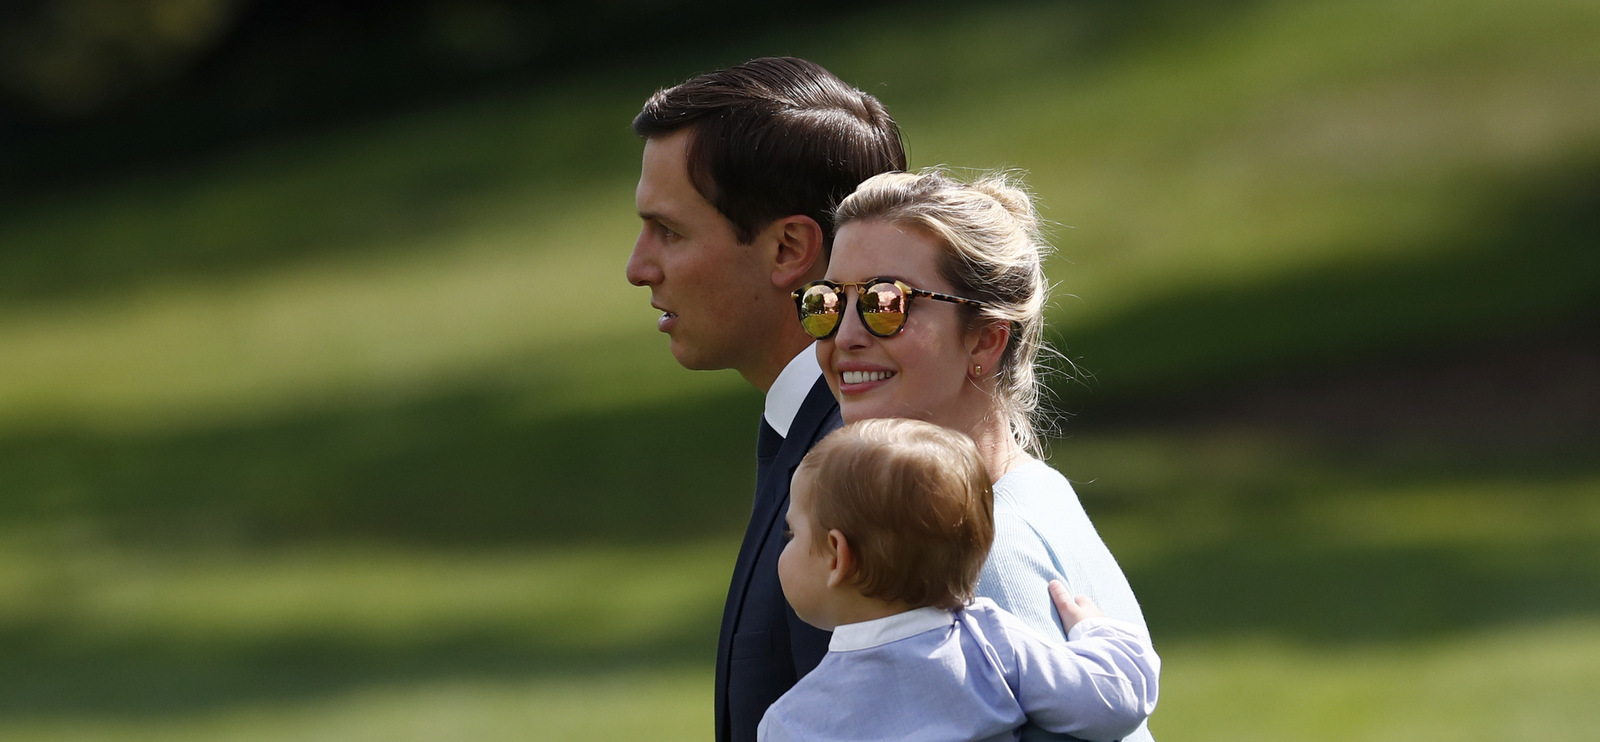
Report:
714,376,842,742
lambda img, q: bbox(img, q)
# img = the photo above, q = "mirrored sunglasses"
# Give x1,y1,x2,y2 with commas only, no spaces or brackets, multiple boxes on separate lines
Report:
791,278,990,339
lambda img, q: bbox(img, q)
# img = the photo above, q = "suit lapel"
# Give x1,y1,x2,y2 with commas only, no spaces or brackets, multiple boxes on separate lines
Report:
720,376,840,639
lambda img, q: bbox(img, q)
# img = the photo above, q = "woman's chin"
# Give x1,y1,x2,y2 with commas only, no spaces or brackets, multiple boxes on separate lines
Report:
838,402,879,423
839,400,907,424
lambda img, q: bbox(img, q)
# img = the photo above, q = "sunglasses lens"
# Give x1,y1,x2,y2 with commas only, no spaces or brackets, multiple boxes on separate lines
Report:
860,282,908,336
798,284,842,338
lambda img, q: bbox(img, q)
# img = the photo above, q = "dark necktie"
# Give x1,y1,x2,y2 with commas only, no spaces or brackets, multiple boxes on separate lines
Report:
756,417,783,492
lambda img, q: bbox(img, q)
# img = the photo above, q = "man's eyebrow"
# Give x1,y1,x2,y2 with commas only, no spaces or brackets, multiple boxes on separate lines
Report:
639,210,686,231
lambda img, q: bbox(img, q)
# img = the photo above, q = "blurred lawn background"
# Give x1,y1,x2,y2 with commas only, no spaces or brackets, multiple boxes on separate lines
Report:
2,0,1598,740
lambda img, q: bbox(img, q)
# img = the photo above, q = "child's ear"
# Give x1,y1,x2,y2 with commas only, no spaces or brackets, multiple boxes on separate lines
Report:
825,529,855,588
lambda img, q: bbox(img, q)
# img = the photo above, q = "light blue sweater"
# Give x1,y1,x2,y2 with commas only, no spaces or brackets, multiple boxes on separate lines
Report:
976,459,1156,742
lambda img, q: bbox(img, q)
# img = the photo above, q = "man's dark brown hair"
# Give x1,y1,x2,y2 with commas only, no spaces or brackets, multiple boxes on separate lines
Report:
798,418,995,611
632,56,907,247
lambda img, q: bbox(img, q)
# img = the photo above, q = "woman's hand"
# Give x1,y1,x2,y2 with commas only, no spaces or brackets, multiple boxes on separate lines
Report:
1049,579,1106,633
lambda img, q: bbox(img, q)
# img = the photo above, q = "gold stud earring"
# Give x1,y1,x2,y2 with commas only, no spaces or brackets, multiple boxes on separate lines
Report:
973,364,983,377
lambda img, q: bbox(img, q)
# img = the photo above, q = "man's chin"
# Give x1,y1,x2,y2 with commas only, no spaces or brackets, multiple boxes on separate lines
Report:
669,341,722,372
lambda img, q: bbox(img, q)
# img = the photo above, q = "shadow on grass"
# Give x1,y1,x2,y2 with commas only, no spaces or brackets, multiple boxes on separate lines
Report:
0,84,643,313
0,602,723,720
1053,159,1600,409
0,382,763,546
1130,533,1600,647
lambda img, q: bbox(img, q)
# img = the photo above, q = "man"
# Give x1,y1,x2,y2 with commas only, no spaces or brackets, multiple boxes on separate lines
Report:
626,57,906,742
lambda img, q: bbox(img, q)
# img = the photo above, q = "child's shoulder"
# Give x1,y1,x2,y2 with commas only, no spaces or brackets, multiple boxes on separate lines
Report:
961,597,1054,642
964,596,1004,617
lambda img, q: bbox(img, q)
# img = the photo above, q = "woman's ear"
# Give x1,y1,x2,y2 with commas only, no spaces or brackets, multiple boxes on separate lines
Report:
767,215,826,290
825,529,855,588
967,317,1011,373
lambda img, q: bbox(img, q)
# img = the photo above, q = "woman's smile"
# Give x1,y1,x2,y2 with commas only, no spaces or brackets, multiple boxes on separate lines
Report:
839,369,896,386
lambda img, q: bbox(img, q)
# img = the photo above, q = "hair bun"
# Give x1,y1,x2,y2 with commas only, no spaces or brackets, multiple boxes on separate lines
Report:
970,172,1039,235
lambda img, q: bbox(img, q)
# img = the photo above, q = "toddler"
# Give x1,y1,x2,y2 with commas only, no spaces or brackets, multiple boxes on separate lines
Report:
758,418,1159,742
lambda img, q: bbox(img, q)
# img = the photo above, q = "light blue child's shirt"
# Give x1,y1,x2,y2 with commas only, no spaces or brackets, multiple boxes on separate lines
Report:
756,599,1159,742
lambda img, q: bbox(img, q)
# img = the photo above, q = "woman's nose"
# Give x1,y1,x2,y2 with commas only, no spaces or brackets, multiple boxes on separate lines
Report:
833,295,873,348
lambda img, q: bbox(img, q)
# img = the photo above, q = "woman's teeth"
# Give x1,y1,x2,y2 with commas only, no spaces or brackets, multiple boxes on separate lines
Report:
842,370,894,384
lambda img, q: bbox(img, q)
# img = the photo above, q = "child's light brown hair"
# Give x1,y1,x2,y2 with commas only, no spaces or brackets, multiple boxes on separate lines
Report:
798,418,995,611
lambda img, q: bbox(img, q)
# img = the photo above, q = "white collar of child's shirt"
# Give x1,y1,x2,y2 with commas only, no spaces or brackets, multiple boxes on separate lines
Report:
828,606,953,652
763,343,822,438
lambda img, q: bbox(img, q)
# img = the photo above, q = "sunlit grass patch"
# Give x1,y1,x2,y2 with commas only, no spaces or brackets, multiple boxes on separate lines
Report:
0,534,734,736
0,534,735,652
0,667,712,742
0,180,686,435
1155,620,1600,742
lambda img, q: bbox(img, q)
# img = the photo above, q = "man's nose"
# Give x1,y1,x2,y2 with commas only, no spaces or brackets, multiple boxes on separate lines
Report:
626,232,660,287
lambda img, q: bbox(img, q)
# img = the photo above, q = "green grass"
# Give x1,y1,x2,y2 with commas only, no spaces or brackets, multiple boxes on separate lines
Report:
4,442,1596,740
2,0,1599,738
1156,623,1600,741
0,668,714,742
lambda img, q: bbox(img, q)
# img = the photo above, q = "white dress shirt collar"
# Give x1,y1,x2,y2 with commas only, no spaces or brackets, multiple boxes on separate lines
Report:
763,343,823,438
829,606,954,652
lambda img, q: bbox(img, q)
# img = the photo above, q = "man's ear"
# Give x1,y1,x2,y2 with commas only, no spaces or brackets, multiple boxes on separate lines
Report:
767,215,826,290
825,529,855,588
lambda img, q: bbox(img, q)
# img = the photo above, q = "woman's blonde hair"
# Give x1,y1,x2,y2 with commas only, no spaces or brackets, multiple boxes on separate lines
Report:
833,168,1056,456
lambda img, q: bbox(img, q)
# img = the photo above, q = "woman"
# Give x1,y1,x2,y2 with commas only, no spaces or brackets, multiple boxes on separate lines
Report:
794,168,1154,739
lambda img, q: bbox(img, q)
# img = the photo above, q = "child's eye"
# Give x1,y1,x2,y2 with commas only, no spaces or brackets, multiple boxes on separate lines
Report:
782,528,793,541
